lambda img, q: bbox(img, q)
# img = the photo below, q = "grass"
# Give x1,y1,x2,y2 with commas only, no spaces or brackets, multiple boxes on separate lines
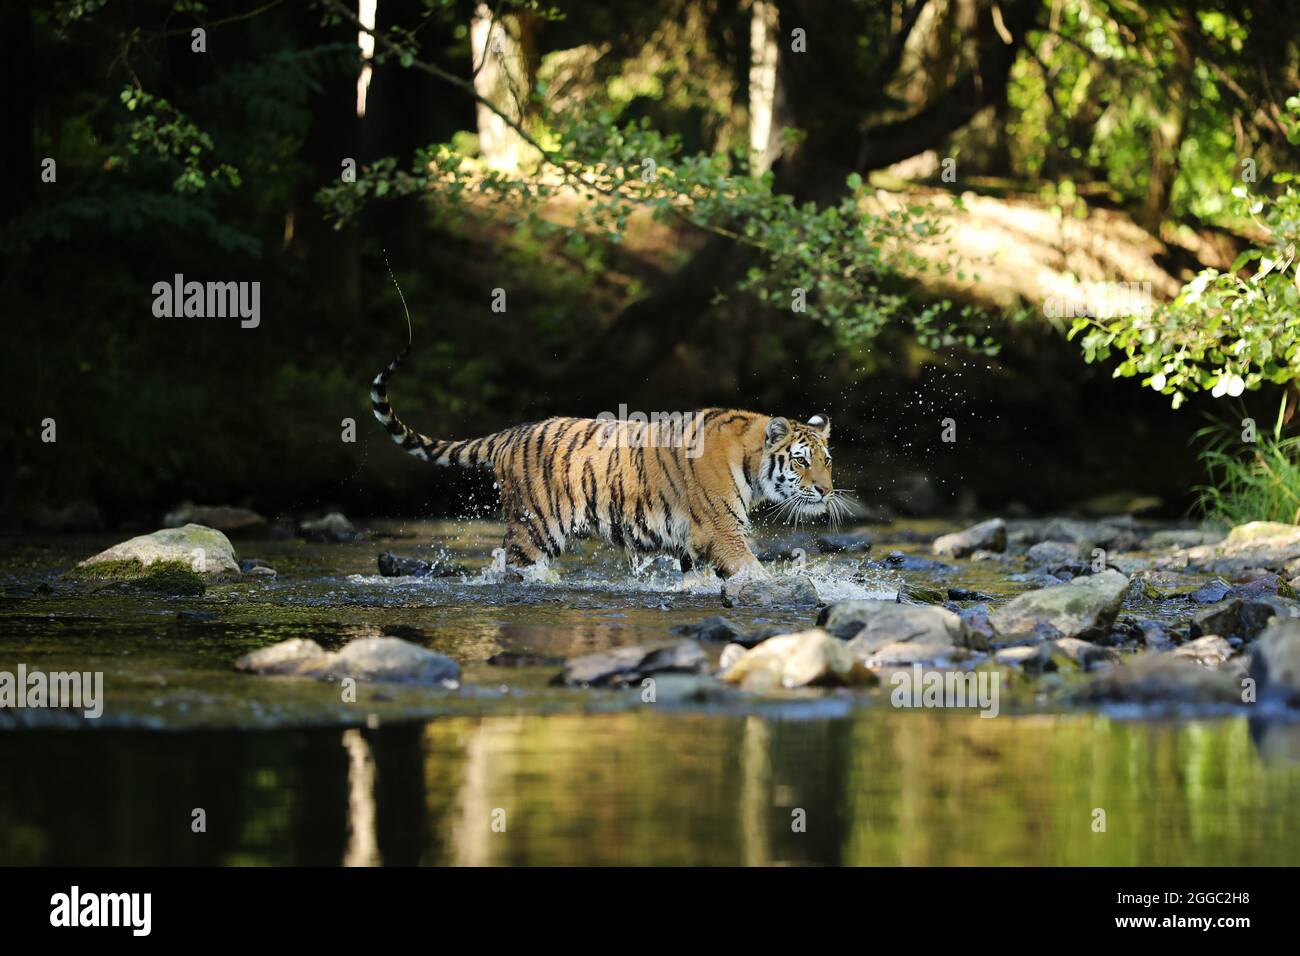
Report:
1195,394,1300,527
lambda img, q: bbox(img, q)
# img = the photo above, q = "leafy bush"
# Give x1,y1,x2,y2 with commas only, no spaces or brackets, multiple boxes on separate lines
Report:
1070,95,1300,408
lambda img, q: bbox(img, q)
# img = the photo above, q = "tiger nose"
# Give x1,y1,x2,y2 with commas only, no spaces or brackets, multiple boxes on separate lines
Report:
814,485,829,498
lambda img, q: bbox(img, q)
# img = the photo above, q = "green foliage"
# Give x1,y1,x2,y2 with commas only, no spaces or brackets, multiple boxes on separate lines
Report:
318,105,1000,354
1195,397,1300,525
116,87,242,193
1070,173,1300,408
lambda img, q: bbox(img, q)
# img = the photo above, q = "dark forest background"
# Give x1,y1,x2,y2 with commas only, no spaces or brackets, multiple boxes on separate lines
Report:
3,0,1298,531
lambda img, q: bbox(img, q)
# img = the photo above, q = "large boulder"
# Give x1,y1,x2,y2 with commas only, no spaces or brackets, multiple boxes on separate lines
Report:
719,629,875,691
932,518,1006,558
1250,618,1300,705
236,636,460,686
989,569,1128,644
554,640,709,687
72,524,240,589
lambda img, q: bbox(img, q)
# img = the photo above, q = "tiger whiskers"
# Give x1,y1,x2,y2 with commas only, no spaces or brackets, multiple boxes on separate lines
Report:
824,489,857,530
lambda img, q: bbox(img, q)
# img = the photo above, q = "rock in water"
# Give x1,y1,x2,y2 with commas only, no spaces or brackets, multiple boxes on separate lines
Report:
672,616,746,643
1251,618,1300,705
235,638,327,675
819,600,966,643
989,569,1128,643
1051,636,1120,670
1025,540,1080,569
236,636,459,686
377,551,469,578
555,640,709,687
932,518,1007,558
300,512,361,543
163,502,268,538
721,574,819,607
816,531,873,554
1189,595,1300,641
719,629,875,691
1180,521,1300,574
1173,635,1234,667
72,523,240,589
1068,652,1241,706
317,637,460,684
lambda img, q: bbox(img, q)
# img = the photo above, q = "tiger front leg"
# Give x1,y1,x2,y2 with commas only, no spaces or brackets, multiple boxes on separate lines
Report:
706,532,767,580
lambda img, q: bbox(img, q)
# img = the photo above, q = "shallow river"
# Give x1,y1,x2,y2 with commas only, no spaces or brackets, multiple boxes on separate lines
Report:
3,520,1300,865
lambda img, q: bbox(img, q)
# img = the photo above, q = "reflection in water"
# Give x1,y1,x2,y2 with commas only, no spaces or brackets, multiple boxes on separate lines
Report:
3,710,1300,865
342,729,380,867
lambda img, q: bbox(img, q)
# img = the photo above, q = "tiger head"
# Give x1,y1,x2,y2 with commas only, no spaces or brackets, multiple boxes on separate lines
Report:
759,414,834,516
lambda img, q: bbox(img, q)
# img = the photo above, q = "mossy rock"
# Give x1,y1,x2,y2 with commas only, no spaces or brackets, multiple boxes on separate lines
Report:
74,523,240,584
66,558,206,596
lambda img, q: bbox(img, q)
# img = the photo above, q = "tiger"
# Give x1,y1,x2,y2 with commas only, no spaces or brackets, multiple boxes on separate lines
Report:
370,346,836,578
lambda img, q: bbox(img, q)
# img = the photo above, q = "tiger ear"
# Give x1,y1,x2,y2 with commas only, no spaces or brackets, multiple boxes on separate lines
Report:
807,414,831,438
764,416,791,447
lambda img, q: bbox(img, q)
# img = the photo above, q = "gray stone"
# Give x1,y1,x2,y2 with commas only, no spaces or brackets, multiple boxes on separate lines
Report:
1173,635,1233,667
1180,521,1300,574
672,615,745,644
1068,652,1241,705
932,518,1007,558
1190,595,1300,641
377,551,469,578
1052,636,1121,670
994,644,1058,672
236,636,460,686
164,502,268,537
235,638,327,675
1025,540,1079,569
816,532,872,554
818,600,966,648
1039,517,1142,551
1149,528,1224,549
313,637,460,684
300,512,361,543
556,640,708,687
989,569,1129,644
722,573,819,607
1251,618,1300,705
957,604,995,651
